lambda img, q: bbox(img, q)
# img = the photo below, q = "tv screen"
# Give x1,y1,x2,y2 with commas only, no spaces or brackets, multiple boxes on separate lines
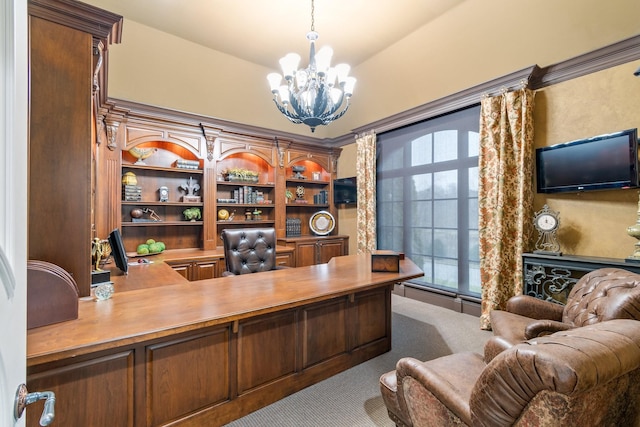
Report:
334,177,357,205
108,228,129,274
536,128,639,194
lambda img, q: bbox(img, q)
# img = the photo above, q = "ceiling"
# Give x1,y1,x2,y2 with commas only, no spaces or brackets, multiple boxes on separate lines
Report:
86,0,466,69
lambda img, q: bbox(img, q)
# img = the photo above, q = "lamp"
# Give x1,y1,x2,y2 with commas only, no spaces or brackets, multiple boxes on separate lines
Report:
267,0,356,133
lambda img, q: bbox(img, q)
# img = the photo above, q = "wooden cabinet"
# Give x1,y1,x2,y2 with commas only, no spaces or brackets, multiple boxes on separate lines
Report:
28,0,122,297
275,251,294,268
120,143,206,253
278,235,349,267
284,158,333,238
213,137,278,243
167,258,220,281
98,88,344,259
27,351,134,427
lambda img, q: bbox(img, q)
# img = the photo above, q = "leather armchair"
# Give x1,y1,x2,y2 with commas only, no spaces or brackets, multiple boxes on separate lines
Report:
380,319,640,427
486,267,640,361
221,228,288,276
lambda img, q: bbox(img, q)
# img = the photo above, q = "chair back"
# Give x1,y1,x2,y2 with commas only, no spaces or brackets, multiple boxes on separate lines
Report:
471,319,640,426
562,268,640,326
221,228,277,275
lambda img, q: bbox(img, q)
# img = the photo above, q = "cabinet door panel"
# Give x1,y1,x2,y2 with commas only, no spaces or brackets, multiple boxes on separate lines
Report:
296,242,318,267
354,289,389,347
318,240,345,264
302,298,348,367
27,352,134,427
237,311,297,393
168,262,190,280
194,259,218,280
147,328,231,426
275,252,293,267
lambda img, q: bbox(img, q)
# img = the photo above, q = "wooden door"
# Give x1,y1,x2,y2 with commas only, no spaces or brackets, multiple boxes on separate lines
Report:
0,1,28,421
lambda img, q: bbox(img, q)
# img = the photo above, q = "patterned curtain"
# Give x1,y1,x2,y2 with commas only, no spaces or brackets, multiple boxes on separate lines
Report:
478,88,535,330
356,131,377,253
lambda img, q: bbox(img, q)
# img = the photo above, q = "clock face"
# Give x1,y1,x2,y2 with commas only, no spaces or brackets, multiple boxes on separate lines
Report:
536,213,558,231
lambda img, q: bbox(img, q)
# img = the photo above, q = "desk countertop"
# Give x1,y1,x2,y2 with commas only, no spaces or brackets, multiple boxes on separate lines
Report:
27,254,423,366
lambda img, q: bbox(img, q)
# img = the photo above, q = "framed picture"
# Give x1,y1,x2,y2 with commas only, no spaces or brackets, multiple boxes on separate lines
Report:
312,172,321,181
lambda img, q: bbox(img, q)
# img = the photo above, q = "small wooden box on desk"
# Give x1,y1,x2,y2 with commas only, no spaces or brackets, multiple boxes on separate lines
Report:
371,250,404,272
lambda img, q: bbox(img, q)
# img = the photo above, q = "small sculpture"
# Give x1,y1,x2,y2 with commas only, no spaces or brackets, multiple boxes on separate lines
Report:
128,146,158,165
142,207,162,221
91,238,111,271
183,207,202,221
292,165,306,179
179,177,200,196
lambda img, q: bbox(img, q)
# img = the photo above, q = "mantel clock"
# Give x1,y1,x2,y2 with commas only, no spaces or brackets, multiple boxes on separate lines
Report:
533,204,561,255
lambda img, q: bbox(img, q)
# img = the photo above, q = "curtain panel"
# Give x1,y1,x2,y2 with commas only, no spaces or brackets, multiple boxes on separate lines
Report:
478,88,535,330
356,132,377,253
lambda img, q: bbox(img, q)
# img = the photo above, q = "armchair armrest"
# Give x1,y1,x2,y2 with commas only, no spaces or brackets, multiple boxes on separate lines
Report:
506,295,564,321
395,353,485,426
524,319,573,339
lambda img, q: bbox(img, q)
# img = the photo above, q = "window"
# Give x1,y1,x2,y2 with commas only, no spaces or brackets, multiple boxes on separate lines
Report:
377,105,480,297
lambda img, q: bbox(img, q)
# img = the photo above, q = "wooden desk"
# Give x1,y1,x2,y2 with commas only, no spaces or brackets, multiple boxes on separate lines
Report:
27,254,423,427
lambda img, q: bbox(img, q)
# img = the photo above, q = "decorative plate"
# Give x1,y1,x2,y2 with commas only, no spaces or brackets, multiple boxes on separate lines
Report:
310,211,335,236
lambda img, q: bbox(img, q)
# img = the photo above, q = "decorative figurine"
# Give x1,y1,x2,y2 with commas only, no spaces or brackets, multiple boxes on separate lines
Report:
91,238,111,271
292,165,306,179
180,177,201,202
128,146,157,165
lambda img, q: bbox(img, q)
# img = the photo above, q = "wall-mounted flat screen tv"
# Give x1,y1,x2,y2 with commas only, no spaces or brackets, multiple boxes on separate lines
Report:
536,128,639,194
334,177,357,205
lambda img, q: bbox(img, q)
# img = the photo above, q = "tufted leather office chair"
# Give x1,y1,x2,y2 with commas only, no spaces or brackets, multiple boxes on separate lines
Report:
380,319,640,427
486,267,640,361
221,228,287,276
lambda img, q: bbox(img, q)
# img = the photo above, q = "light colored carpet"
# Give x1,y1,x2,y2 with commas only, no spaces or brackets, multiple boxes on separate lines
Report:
224,294,493,427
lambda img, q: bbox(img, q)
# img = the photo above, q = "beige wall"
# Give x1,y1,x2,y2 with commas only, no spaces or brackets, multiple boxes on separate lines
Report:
95,0,640,139
534,60,640,258
336,60,640,259
92,0,640,258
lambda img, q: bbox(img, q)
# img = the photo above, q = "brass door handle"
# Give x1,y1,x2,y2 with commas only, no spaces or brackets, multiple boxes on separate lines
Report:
14,383,55,426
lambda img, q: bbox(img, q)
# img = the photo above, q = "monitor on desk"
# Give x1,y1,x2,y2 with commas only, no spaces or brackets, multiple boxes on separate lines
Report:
108,228,128,274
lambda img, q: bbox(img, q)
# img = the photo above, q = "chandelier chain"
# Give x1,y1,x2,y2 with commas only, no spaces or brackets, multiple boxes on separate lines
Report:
310,0,315,32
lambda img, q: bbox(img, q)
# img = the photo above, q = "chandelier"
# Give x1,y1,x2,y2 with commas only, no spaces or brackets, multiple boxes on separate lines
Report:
267,0,356,133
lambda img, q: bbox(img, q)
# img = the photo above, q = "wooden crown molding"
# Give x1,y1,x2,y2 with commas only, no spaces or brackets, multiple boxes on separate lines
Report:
28,0,123,44
97,27,639,148
345,34,640,145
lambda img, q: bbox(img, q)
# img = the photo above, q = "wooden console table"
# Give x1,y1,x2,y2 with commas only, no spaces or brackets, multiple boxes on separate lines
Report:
522,252,640,305
26,254,423,427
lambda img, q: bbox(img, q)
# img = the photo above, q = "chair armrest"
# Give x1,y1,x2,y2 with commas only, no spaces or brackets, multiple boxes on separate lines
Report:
524,320,573,339
395,353,485,426
221,271,236,277
484,335,515,363
506,295,564,321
